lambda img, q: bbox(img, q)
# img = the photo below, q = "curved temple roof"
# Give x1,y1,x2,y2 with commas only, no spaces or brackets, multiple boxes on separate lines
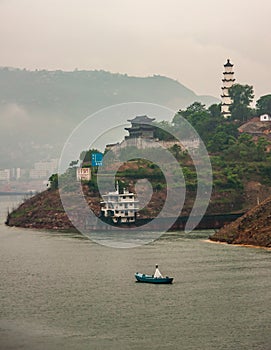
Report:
127,115,155,124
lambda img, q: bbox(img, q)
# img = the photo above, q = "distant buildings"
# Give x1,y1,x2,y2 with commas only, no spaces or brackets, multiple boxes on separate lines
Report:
0,168,21,181
29,159,58,179
221,59,235,118
0,169,11,182
0,159,58,189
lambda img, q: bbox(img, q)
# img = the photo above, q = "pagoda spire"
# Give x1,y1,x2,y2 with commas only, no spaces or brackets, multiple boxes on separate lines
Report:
221,59,235,118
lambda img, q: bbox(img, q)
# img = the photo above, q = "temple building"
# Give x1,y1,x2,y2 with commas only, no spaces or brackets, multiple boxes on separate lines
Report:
105,114,199,155
125,115,155,140
221,59,235,118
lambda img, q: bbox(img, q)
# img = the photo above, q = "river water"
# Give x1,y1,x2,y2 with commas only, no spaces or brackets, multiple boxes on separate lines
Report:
0,196,270,350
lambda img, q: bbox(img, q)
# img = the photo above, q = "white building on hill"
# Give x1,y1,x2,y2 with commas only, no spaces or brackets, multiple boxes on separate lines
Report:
260,114,271,122
100,183,139,224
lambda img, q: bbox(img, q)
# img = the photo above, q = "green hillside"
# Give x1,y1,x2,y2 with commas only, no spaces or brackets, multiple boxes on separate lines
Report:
0,68,218,168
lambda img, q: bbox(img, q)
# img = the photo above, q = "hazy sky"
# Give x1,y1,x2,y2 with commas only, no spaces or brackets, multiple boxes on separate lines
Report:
0,0,270,100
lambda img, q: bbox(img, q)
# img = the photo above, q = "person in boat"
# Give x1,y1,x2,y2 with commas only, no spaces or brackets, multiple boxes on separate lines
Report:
154,264,163,278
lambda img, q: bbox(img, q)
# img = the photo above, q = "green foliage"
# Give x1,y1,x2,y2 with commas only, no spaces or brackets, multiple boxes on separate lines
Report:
86,177,99,192
58,167,77,192
179,102,207,117
153,121,176,141
62,91,271,212
154,183,164,191
117,162,165,181
228,84,254,122
173,102,219,143
182,166,197,190
222,134,268,162
48,173,58,190
207,125,237,153
208,103,222,118
173,100,270,169
173,102,239,154
80,148,102,164
258,164,271,185
256,94,271,115
168,144,185,161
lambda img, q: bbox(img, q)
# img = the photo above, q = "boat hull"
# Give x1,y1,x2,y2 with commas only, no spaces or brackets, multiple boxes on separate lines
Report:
135,272,173,284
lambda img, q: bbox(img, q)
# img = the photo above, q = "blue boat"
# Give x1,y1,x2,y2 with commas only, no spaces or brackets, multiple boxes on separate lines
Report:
135,272,173,284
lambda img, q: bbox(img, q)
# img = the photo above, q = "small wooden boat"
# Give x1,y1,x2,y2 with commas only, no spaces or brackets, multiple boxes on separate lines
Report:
135,272,173,284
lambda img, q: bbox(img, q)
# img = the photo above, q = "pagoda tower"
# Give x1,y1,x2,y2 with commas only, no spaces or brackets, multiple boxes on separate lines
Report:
221,59,235,118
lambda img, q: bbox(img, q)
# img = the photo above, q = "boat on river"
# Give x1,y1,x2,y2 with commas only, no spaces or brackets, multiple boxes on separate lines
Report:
135,272,173,284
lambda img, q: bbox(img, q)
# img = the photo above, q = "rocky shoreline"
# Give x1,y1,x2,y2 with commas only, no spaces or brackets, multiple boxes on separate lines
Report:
209,196,271,247
5,188,242,231
5,190,75,231
5,187,271,248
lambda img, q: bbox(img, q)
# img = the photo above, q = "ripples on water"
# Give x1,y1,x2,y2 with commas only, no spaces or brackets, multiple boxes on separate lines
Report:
0,196,270,350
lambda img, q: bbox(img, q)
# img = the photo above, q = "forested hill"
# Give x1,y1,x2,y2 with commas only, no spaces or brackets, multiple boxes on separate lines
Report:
0,67,218,168
0,68,218,117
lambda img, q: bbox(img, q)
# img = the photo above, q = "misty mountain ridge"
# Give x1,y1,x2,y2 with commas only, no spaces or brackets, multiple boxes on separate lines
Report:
0,67,219,168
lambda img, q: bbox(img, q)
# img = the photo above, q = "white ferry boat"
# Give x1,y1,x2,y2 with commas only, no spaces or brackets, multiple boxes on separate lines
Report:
100,183,139,224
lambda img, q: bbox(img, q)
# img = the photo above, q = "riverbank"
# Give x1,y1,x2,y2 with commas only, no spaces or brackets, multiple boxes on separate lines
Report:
205,239,271,251
5,187,245,232
6,187,271,248
5,189,76,230
209,195,271,248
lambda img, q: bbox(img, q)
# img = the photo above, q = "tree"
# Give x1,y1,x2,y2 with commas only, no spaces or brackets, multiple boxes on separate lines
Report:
207,131,236,153
222,133,268,162
208,103,222,118
48,173,58,190
256,94,271,115
207,123,239,154
173,102,239,151
169,144,184,160
256,137,269,161
153,121,176,141
80,148,102,164
228,84,254,122
178,102,206,119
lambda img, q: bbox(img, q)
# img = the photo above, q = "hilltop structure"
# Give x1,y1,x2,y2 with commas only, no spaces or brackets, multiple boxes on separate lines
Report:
105,115,199,154
125,115,155,140
221,59,235,118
